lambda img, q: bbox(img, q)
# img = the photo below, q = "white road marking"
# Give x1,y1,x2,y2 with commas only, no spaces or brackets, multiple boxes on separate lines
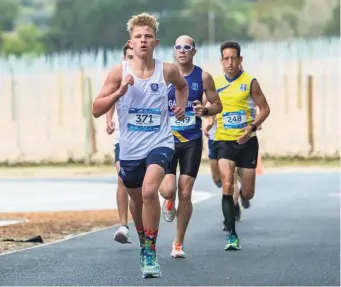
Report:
0,218,28,227
328,193,341,197
0,180,214,256
0,182,213,213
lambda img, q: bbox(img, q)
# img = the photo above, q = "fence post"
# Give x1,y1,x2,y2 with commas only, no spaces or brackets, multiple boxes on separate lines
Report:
83,76,97,164
58,73,63,126
283,74,289,114
10,66,21,154
10,67,16,122
87,77,97,156
297,61,302,109
307,75,314,154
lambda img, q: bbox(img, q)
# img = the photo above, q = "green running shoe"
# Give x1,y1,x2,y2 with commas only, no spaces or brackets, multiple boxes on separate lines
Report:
224,233,241,250
140,247,144,272
142,251,162,279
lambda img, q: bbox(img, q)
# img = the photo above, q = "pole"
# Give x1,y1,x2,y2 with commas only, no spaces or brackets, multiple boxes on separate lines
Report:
208,9,215,44
307,75,314,154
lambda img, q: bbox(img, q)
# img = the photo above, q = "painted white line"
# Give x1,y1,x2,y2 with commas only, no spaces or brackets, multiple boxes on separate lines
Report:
1,182,213,213
328,193,341,197
0,189,213,257
0,182,120,213
261,167,340,175
0,218,28,227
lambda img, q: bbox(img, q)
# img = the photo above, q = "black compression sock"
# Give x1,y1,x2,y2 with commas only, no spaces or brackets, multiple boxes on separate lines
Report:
222,194,237,236
222,195,229,228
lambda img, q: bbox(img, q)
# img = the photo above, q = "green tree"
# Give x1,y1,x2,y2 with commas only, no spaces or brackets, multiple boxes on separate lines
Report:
324,1,340,36
184,0,251,43
2,24,45,58
0,0,20,31
45,0,187,52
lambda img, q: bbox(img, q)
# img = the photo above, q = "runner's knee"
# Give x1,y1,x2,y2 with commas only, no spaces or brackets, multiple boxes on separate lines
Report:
212,173,221,184
160,185,176,200
222,180,234,195
178,188,192,202
241,188,255,200
142,184,159,201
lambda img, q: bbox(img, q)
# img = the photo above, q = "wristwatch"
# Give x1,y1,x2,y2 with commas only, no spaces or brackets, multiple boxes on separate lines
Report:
202,108,209,116
251,124,257,132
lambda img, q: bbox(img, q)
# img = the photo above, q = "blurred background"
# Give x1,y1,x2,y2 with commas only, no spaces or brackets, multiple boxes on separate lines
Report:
0,0,340,165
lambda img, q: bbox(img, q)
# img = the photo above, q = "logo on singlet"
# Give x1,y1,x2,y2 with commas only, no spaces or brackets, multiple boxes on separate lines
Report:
191,82,199,91
151,83,160,95
240,84,247,91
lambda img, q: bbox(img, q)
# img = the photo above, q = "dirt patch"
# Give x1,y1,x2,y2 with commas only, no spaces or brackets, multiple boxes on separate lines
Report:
0,210,125,254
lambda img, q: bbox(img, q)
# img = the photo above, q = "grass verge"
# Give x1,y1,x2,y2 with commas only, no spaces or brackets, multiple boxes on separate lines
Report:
0,210,124,254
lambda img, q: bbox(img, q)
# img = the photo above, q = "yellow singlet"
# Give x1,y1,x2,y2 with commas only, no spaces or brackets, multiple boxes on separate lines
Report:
214,71,257,141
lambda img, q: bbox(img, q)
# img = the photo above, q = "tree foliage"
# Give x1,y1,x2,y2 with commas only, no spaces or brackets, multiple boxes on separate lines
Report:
0,0,340,57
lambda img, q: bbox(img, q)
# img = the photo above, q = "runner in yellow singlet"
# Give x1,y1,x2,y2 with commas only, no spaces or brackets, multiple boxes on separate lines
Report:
213,41,270,251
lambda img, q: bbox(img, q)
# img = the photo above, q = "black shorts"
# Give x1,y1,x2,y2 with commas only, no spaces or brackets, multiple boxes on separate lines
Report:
119,147,174,189
214,136,259,169
114,143,120,163
167,137,202,178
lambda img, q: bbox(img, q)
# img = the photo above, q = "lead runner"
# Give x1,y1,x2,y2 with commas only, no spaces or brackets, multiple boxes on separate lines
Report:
92,13,188,279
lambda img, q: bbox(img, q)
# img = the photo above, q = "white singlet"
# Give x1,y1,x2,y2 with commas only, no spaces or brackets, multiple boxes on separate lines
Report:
116,59,174,160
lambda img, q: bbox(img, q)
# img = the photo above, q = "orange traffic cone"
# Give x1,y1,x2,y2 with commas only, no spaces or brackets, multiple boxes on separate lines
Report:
256,155,264,175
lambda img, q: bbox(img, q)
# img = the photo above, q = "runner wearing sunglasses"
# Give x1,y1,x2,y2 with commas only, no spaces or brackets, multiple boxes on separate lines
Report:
160,35,222,258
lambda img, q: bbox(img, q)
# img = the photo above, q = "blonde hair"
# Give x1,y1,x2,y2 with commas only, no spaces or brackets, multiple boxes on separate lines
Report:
127,12,159,35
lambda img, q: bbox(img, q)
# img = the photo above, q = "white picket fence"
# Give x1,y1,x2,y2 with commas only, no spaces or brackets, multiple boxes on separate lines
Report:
0,37,339,163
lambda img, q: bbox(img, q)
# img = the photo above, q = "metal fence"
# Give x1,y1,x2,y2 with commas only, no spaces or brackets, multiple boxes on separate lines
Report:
0,37,339,163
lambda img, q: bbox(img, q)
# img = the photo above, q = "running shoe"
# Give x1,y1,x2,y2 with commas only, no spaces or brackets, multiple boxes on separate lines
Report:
162,199,176,222
171,242,186,258
142,251,162,278
224,233,241,250
113,225,131,244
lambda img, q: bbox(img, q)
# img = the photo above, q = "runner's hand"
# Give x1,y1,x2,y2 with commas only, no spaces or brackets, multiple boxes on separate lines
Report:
118,74,134,96
106,120,115,135
193,100,204,116
203,123,213,137
171,106,185,121
237,126,252,144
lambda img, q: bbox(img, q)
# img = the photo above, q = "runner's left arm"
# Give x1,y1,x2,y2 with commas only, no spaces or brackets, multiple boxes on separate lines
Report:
166,63,188,111
202,71,222,116
250,79,270,128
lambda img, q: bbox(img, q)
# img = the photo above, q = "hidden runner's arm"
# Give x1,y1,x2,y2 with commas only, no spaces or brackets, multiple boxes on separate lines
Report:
203,113,216,137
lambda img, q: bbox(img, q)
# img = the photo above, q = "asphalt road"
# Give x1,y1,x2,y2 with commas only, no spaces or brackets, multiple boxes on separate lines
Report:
0,171,340,286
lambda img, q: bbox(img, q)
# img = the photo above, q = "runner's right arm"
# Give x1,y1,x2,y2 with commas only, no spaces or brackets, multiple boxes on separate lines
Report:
106,105,115,123
92,64,133,118
105,104,115,135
